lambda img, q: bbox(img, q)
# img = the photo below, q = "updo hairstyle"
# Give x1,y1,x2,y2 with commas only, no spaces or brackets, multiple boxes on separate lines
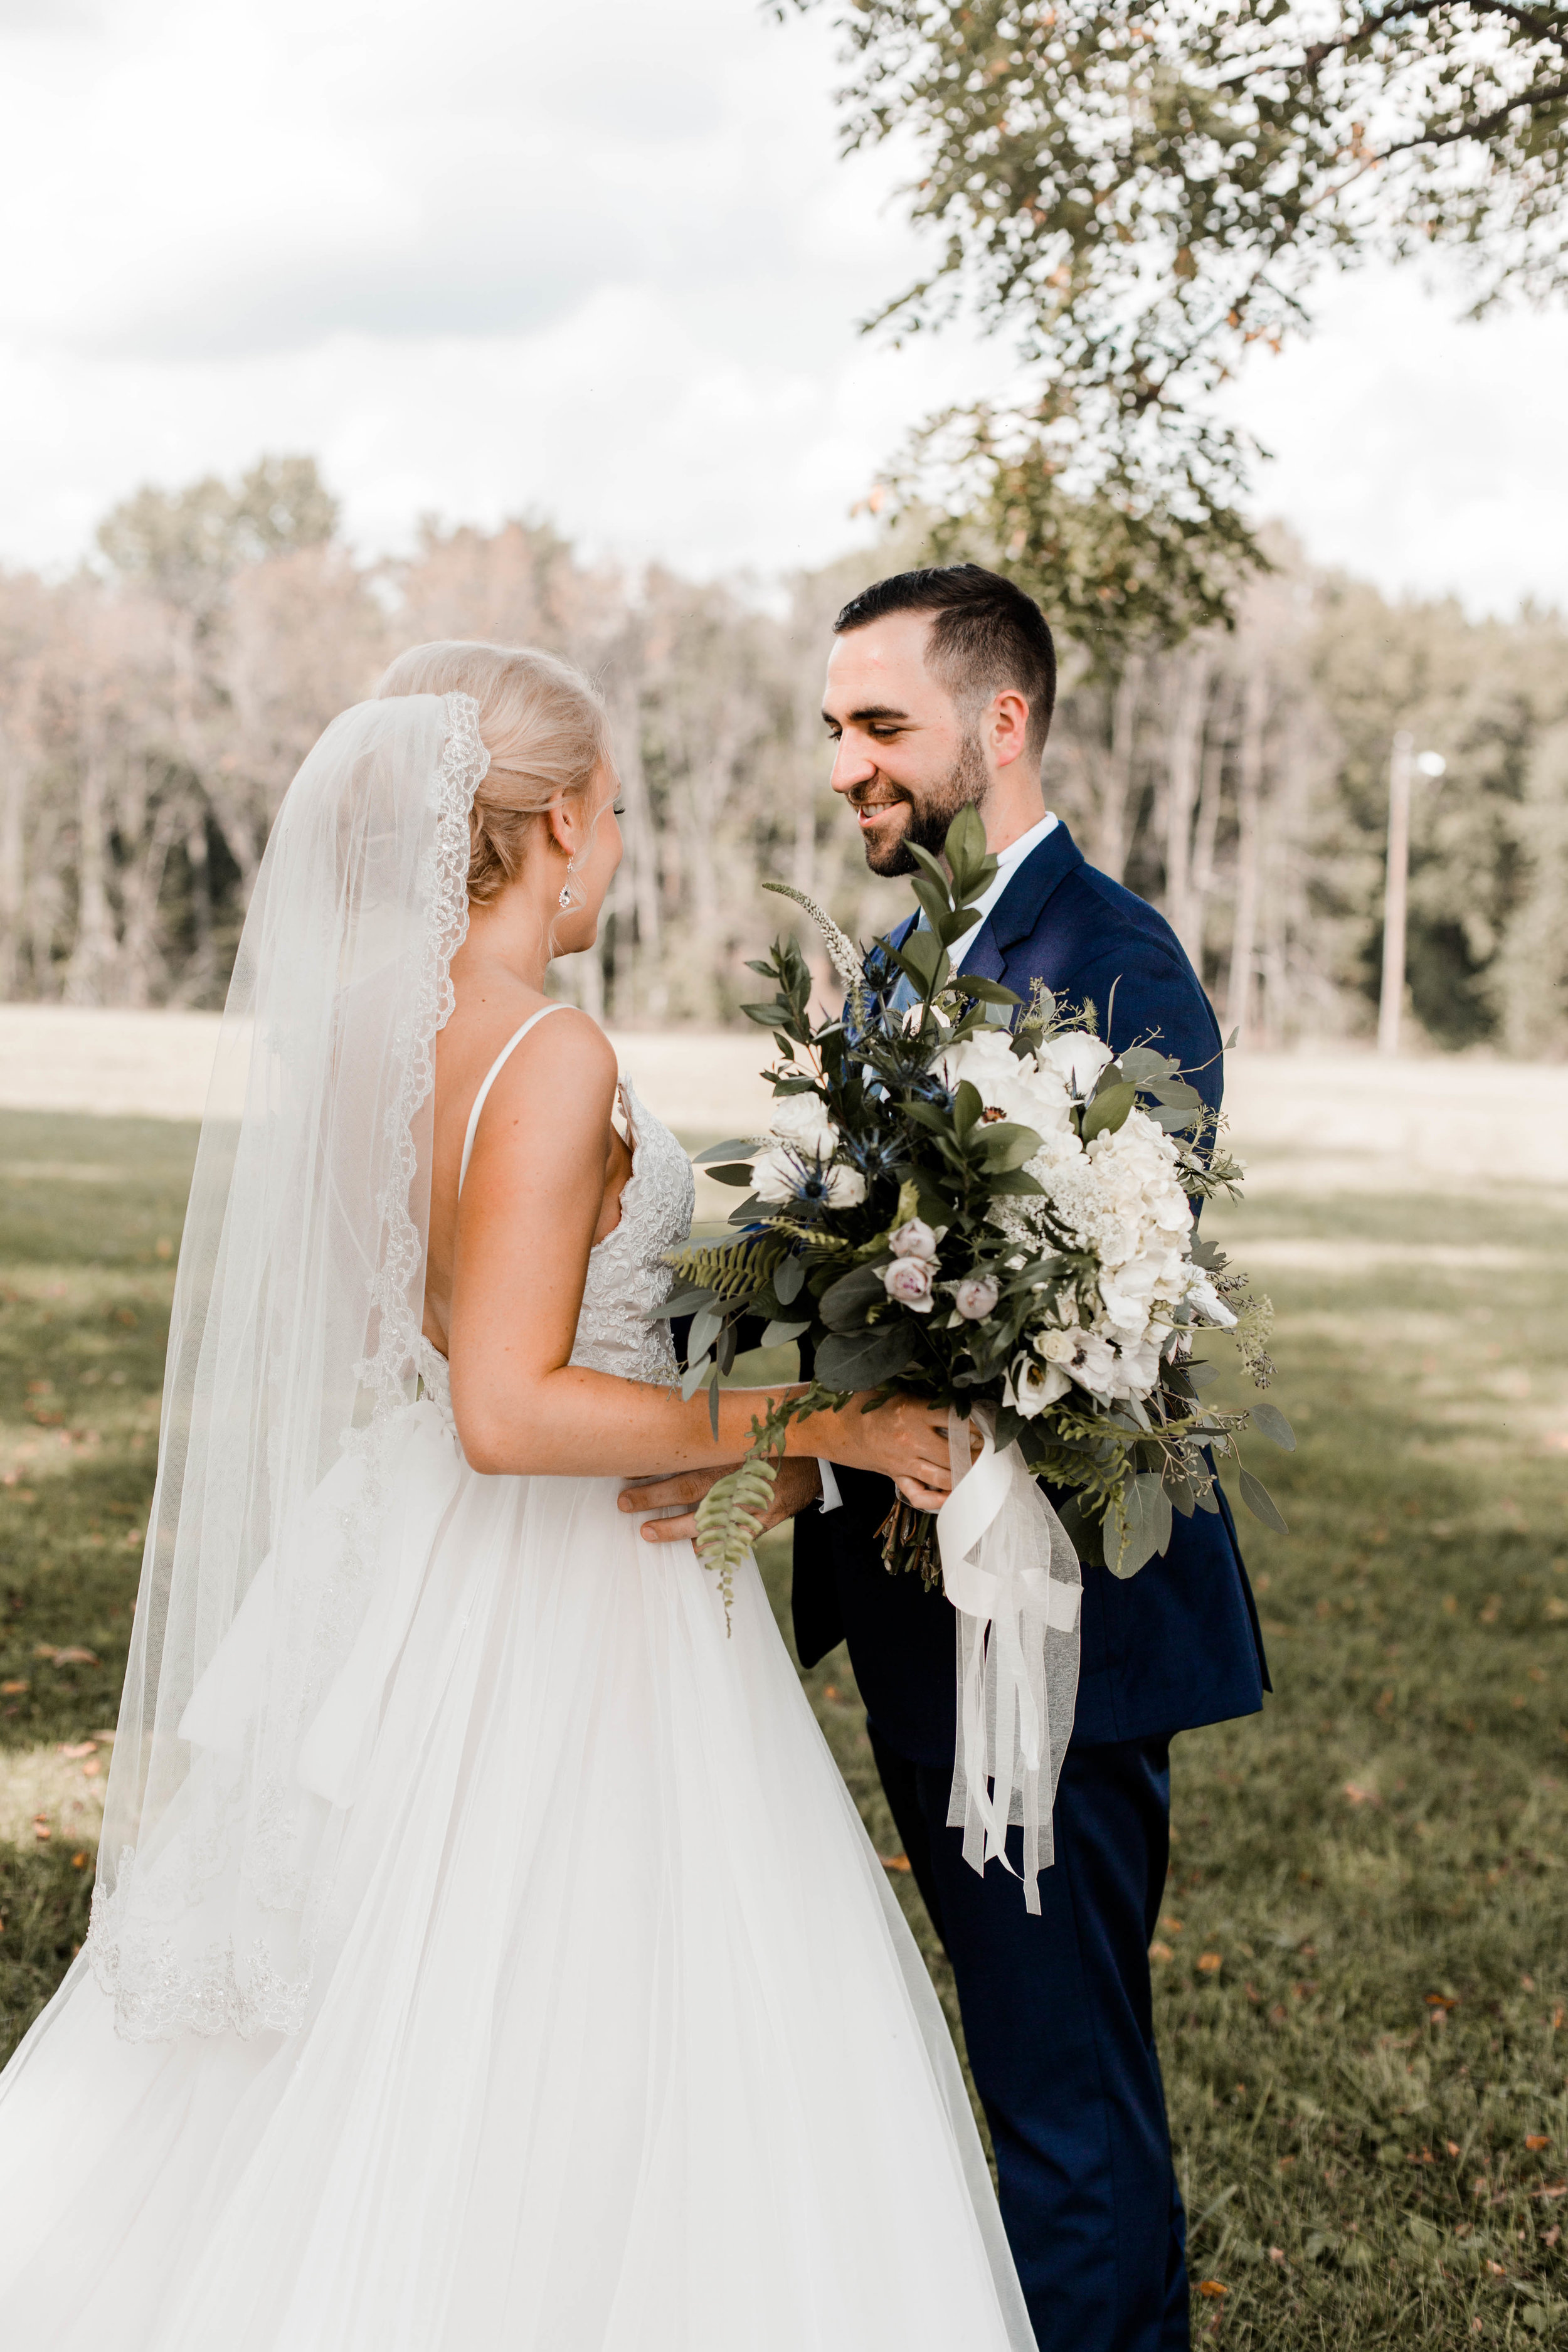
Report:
374,640,612,905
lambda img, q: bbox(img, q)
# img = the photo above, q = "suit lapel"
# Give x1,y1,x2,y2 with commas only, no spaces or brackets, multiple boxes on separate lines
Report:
961,822,1085,992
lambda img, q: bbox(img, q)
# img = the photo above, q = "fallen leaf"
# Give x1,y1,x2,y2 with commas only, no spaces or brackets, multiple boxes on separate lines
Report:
1343,1781,1380,1806
1448,2141,1462,2157
1150,1941,1174,1964
1268,2247,1285,2264
33,1816,50,1841
82,1759,100,1778
1425,1993,1458,2011
70,1851,87,1868
822,1683,839,1699
1197,1952,1223,1974
880,1855,911,1873
0,1678,27,1695
1160,1915,1184,1936
1195,2280,1228,2298
1534,2183,1567,2201
1527,2135,1551,2152
57,1740,97,1760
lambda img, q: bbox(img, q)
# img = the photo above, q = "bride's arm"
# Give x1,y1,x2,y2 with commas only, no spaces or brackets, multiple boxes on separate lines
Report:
444,1012,953,1502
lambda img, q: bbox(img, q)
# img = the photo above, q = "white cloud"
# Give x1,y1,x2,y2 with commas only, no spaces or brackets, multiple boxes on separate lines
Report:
0,0,1561,613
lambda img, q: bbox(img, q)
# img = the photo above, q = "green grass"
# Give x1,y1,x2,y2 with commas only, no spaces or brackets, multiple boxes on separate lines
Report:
3,1110,1565,2344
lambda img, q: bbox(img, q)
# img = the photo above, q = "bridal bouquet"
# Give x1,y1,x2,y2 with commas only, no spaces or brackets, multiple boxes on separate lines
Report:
668,808,1292,1605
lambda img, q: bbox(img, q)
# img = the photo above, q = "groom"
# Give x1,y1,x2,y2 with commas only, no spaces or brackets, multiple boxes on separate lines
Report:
628,563,1269,2352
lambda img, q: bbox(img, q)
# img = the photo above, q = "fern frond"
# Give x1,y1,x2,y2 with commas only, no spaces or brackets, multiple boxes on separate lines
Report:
694,1455,779,1631
667,1231,785,1300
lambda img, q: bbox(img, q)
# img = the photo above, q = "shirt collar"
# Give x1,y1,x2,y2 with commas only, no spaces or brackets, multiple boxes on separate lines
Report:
950,812,1058,945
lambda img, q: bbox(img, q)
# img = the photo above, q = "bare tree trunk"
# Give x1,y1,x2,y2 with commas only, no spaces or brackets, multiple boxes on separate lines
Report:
1225,667,1268,1042
1162,650,1210,961
1086,660,1142,882
0,730,24,999
65,726,117,1005
1187,679,1237,987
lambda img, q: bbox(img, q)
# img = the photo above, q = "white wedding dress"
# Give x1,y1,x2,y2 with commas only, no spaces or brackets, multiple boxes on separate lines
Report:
0,1024,1034,2349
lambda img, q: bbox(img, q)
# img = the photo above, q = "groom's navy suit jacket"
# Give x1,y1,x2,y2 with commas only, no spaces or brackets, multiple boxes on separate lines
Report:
791,820,1270,1766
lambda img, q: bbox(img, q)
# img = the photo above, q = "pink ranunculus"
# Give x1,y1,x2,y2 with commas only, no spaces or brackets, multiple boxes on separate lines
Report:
882,1257,935,1313
953,1277,999,1322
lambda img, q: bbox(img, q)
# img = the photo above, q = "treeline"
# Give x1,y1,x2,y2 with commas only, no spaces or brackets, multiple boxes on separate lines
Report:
1,455,1565,1054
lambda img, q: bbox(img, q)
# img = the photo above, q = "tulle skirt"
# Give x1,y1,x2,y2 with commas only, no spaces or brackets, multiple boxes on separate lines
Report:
0,1438,1034,2349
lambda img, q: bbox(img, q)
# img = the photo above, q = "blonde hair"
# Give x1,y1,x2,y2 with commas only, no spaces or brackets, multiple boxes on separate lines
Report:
374,640,612,904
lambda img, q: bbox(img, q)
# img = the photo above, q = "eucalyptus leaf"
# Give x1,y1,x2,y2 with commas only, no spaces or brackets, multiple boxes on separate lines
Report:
693,1138,759,1165
1118,1047,1179,1083
820,1261,891,1332
680,1352,713,1402
1250,1400,1296,1451
1081,1081,1138,1141
705,1163,759,1187
1184,1359,1221,1390
1054,1491,1104,1568
654,1286,718,1320
688,1305,723,1361
1111,1471,1173,1576
773,1253,805,1305
814,1324,917,1390
1239,1468,1289,1534
759,1318,810,1348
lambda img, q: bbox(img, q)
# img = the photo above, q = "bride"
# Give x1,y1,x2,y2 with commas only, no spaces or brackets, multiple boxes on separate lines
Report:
0,644,1036,2349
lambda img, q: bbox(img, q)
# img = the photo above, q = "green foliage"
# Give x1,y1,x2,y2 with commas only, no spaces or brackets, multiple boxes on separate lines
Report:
675,810,1273,1582
98,454,340,615
782,0,1567,651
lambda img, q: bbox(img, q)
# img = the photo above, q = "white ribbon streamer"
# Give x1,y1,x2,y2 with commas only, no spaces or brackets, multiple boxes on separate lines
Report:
936,1411,1082,1914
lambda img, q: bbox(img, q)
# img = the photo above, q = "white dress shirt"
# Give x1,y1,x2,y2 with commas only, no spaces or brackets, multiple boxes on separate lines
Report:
817,808,1057,1517
943,810,1058,971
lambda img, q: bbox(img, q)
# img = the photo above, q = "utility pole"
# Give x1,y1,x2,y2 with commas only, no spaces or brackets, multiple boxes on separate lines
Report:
1377,731,1446,1056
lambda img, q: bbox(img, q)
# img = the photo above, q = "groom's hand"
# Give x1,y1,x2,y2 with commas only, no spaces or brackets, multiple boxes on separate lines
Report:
618,1456,824,1545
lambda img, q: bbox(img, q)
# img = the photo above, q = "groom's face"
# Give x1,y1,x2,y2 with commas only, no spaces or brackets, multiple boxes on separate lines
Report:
822,611,985,878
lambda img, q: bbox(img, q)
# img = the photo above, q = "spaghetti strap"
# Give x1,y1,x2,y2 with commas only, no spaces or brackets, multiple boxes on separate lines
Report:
458,1002,576,1194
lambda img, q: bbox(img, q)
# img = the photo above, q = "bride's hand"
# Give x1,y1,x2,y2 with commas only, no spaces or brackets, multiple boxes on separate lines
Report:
805,1392,955,1513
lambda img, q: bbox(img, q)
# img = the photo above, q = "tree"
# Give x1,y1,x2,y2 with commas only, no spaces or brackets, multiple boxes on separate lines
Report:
781,0,1567,655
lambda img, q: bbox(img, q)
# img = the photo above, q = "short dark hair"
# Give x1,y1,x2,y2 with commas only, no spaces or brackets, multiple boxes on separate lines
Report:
832,563,1057,755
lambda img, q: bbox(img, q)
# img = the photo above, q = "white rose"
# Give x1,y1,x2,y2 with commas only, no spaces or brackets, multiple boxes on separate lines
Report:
889,1218,940,1262
1037,1031,1116,1099
953,1276,1000,1321
768,1094,839,1160
1004,1353,1071,1418
883,1256,935,1312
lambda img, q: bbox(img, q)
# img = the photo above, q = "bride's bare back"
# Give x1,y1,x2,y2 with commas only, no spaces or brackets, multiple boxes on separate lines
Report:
421,959,633,1362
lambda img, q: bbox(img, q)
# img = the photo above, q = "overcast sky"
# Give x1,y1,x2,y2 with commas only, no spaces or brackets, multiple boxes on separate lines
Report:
4,0,1565,615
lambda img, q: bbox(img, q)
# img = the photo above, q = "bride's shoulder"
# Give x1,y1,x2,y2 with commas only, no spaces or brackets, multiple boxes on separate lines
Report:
485,999,618,1116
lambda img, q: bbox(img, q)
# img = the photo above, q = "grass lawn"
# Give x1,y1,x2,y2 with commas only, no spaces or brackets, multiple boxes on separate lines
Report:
1,1105,1565,2345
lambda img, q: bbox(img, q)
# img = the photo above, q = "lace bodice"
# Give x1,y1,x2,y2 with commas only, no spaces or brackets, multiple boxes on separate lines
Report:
420,1065,693,1417
567,1075,692,1384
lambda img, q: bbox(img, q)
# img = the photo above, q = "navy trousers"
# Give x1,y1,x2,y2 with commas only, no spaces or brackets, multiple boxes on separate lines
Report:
871,1730,1190,2352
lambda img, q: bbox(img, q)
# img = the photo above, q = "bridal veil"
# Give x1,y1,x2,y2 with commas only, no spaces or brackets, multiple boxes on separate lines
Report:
84,691,487,2042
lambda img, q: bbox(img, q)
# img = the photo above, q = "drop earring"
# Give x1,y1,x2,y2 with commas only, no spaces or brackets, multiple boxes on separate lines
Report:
559,859,580,912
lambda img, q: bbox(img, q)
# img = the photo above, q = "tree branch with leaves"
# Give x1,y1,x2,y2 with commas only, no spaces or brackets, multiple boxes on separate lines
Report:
778,0,1567,656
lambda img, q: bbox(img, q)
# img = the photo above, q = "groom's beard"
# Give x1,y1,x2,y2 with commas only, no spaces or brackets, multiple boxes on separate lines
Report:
856,731,989,877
